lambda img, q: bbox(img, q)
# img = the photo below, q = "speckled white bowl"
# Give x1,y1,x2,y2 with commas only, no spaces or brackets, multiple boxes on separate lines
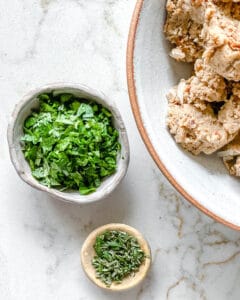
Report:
127,0,240,229
7,83,129,204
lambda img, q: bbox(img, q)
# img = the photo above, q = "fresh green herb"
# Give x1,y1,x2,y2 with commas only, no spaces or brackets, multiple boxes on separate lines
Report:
21,92,121,195
92,230,146,287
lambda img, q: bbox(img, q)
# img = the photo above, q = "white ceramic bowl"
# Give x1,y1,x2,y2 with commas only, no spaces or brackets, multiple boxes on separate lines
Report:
127,0,240,229
8,83,129,204
81,223,151,291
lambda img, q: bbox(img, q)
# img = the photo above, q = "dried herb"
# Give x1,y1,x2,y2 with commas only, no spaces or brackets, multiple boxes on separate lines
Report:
92,230,146,287
21,92,120,195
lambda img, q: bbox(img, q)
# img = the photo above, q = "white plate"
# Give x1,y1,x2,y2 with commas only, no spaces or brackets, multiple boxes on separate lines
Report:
127,0,240,229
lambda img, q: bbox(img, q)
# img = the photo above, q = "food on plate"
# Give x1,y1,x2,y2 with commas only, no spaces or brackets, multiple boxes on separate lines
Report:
202,1,240,81
167,58,227,110
164,0,204,62
165,0,240,80
218,135,240,176
167,103,235,155
165,0,240,176
21,92,121,195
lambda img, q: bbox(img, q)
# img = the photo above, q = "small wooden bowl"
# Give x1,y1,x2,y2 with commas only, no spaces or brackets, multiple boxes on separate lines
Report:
80,223,151,291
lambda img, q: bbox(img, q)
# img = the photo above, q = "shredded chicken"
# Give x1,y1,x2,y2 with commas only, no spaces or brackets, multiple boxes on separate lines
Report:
164,0,204,62
167,88,240,155
165,0,240,80
218,135,240,176
203,2,240,81
165,0,240,175
171,58,227,108
213,0,240,20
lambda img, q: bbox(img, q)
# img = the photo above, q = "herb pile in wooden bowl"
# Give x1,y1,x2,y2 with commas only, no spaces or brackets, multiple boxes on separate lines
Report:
21,92,121,195
81,223,151,291
92,230,146,287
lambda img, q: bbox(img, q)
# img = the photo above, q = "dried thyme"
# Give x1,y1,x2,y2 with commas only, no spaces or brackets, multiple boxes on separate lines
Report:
92,230,146,287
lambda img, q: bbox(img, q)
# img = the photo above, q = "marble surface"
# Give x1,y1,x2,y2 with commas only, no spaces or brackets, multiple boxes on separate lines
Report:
1,1,240,299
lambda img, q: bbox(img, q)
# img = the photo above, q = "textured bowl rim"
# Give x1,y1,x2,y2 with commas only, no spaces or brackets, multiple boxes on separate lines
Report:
126,0,240,230
80,223,151,291
7,83,130,204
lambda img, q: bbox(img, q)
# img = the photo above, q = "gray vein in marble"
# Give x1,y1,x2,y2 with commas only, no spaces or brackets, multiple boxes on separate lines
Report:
103,9,122,37
159,182,185,238
166,276,187,300
24,222,58,250
136,271,153,300
0,251,10,292
40,0,53,11
153,248,161,263
203,250,240,268
1,2,50,65
150,172,240,299
20,4,49,62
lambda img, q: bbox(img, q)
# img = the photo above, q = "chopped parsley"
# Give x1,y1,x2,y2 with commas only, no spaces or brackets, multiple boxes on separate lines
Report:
21,92,121,195
92,230,146,287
